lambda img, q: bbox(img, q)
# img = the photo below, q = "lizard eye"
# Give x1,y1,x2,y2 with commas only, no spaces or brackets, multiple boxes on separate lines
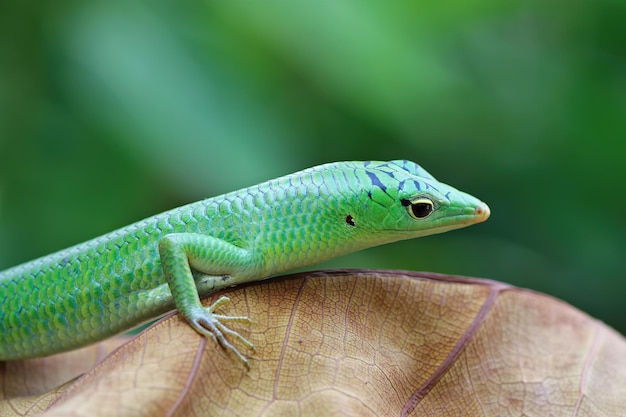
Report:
401,198,434,219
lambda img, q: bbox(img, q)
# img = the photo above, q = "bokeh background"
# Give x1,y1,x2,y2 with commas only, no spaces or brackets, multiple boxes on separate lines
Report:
1,1,624,334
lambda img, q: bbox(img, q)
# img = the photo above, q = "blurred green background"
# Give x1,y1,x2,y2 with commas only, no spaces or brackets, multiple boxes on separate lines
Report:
1,1,624,334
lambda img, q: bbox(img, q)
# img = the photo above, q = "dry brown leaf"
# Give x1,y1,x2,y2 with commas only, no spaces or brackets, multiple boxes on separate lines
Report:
1,270,624,417
0,337,128,416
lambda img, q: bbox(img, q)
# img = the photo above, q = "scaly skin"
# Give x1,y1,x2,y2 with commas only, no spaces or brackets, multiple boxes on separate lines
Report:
0,160,490,368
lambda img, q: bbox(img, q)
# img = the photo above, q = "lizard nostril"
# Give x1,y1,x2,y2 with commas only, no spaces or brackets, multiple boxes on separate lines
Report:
475,203,490,220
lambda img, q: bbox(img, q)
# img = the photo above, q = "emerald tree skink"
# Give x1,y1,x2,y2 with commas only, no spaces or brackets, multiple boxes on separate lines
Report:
0,160,490,369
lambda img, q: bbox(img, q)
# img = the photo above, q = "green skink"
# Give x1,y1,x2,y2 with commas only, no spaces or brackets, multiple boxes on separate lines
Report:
0,160,489,369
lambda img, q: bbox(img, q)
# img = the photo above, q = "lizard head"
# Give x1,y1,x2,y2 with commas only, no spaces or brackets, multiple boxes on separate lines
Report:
350,160,490,240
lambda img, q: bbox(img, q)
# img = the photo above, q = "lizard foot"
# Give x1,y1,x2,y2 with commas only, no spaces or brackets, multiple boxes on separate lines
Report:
188,296,255,371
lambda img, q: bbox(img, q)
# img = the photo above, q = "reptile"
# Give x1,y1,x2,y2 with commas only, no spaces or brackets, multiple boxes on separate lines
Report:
0,160,489,369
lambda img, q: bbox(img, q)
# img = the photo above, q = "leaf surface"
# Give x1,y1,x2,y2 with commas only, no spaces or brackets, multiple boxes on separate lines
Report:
2,270,624,416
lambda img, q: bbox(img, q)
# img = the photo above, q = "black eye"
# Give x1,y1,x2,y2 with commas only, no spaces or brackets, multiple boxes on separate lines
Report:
404,198,434,219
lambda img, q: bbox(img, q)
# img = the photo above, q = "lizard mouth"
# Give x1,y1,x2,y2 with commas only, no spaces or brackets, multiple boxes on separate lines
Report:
428,202,490,233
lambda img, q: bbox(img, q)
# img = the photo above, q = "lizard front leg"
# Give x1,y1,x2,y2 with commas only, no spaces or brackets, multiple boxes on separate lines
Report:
158,233,258,370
